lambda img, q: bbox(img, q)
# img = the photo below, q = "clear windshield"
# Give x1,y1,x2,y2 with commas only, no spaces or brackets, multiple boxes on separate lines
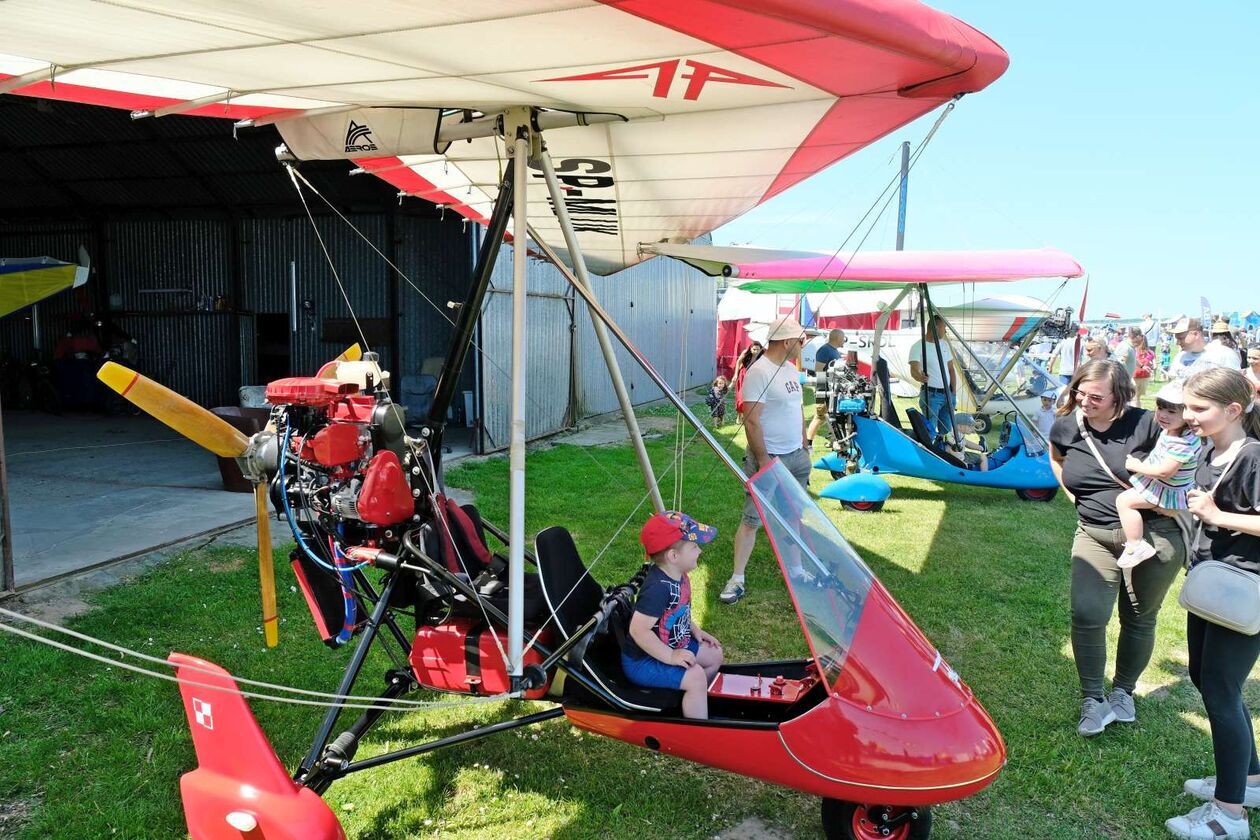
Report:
747,460,873,689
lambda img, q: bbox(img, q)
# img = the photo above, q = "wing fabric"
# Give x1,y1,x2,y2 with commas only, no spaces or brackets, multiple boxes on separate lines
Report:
0,1,1007,274
648,244,1085,292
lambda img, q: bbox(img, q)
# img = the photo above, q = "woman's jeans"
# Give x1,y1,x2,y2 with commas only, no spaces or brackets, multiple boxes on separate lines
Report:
1070,517,1184,699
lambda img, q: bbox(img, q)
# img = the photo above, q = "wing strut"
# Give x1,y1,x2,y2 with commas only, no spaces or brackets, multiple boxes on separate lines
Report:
537,147,664,514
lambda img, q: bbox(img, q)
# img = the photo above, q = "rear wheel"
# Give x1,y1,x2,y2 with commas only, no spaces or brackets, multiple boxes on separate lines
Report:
822,800,932,840
973,414,992,434
1016,487,1057,502
841,500,884,513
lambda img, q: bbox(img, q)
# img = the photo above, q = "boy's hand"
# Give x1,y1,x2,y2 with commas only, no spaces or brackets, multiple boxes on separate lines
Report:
670,648,697,667
696,630,721,649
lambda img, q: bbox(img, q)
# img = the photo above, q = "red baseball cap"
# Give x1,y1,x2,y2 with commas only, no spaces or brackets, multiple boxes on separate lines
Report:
640,510,717,555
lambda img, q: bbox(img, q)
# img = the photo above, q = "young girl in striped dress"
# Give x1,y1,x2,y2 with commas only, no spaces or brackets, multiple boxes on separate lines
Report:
1117,380,1202,567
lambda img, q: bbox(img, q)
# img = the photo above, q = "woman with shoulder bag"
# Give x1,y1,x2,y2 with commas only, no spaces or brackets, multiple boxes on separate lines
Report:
1165,367,1260,840
1049,360,1186,737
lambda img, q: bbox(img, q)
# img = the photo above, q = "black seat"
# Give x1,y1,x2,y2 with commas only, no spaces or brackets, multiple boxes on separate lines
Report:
535,525,682,714
905,408,968,469
874,358,902,429
417,521,547,623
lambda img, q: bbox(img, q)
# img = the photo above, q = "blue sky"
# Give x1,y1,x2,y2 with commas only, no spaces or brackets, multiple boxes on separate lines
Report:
716,2,1259,319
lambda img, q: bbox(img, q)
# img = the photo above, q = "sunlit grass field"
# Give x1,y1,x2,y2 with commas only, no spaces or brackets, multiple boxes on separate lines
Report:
1,394,1255,838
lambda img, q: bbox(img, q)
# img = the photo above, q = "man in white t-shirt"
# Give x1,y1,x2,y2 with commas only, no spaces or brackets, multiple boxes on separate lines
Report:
719,316,810,605
1168,317,1239,381
907,315,957,441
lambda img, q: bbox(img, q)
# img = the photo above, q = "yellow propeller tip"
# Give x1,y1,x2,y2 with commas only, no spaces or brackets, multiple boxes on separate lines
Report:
339,343,363,363
96,361,138,396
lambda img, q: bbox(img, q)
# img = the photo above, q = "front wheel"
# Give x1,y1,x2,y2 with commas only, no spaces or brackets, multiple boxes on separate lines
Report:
841,500,884,513
1016,487,1058,502
973,413,992,434
822,800,932,840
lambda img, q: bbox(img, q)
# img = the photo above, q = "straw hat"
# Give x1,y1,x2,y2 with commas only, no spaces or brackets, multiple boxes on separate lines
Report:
1210,319,1233,335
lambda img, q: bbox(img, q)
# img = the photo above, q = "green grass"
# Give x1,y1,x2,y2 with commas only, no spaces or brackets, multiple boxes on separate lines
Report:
1,397,1256,839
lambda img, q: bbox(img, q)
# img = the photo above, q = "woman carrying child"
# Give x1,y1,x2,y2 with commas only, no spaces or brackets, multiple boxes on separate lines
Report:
1115,380,1201,567
1164,367,1260,840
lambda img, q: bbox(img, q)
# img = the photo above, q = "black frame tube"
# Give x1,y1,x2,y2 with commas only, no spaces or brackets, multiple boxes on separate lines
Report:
297,571,401,779
427,158,516,437
342,708,565,774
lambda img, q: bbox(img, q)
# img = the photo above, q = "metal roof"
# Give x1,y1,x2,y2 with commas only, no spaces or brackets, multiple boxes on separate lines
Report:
0,94,426,217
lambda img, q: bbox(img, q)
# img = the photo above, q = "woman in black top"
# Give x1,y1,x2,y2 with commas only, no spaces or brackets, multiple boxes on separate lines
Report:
1166,368,1260,840
1049,360,1185,737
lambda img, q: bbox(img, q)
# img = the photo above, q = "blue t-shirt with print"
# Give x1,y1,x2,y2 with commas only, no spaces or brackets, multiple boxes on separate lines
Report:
621,565,692,660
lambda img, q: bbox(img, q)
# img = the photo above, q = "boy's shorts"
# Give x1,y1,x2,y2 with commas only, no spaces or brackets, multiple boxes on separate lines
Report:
621,639,700,690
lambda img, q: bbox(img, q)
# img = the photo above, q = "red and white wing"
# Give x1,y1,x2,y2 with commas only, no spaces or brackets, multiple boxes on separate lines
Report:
0,1,1007,274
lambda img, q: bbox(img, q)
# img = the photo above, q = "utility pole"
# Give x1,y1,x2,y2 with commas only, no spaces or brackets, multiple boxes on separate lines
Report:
896,140,910,252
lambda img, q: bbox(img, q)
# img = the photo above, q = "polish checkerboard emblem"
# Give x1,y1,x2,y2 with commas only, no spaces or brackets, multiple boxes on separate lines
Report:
192,698,214,730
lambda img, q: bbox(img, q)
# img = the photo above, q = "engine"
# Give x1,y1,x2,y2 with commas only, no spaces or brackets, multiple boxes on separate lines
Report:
816,355,875,473
263,360,418,550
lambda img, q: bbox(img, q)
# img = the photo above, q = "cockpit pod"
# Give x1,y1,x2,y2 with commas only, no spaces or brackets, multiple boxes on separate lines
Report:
749,460,1006,805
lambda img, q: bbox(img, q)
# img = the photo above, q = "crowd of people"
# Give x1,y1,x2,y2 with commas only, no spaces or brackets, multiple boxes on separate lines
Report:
660,310,1260,838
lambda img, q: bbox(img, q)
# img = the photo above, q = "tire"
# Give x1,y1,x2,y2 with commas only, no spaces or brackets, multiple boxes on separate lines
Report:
841,500,884,513
973,414,991,434
1016,487,1057,502
822,800,932,840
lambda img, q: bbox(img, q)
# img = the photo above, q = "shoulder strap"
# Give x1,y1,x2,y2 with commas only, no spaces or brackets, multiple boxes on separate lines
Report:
1189,440,1259,556
1205,440,1260,497
1075,409,1129,490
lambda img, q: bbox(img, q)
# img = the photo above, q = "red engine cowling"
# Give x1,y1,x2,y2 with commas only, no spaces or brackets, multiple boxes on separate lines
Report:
357,451,414,525
309,423,366,467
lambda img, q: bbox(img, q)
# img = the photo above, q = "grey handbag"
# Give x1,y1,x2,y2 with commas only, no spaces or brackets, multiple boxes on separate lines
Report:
1178,441,1260,635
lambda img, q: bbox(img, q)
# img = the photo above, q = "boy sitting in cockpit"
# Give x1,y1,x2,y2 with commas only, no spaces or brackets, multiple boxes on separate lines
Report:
621,511,724,719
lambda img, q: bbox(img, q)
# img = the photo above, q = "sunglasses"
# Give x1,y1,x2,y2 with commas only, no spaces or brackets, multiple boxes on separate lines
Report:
1155,399,1182,412
1072,389,1110,405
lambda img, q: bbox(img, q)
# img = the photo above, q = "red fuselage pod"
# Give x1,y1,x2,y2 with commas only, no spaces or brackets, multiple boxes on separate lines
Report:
357,450,414,526
265,377,359,408
564,581,1004,807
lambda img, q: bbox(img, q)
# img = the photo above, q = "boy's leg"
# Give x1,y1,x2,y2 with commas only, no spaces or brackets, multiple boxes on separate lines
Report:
696,640,724,681
679,664,709,719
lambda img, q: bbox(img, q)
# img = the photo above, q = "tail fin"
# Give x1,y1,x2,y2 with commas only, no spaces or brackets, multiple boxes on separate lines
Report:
170,653,345,840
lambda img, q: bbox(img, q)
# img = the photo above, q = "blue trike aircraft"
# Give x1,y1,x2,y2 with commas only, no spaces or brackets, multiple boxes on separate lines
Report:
652,245,1084,510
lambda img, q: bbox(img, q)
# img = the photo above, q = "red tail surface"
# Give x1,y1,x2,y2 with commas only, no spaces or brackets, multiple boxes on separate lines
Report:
170,653,345,840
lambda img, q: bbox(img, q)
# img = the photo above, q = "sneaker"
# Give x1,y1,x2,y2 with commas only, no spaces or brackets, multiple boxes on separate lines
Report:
788,566,816,585
1185,776,1260,808
719,578,746,605
1117,540,1158,569
1165,801,1249,839
1077,697,1116,736
1106,687,1136,723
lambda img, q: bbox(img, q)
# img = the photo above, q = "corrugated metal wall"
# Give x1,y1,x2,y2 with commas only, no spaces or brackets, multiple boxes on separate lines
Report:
479,244,575,450
0,212,472,410
478,239,716,452
575,250,717,417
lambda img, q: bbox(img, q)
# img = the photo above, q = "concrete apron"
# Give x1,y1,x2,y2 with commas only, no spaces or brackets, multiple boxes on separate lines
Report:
4,412,255,590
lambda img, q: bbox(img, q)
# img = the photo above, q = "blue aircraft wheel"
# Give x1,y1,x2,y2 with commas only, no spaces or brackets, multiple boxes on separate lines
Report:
1016,487,1058,503
841,499,884,513
822,799,932,840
